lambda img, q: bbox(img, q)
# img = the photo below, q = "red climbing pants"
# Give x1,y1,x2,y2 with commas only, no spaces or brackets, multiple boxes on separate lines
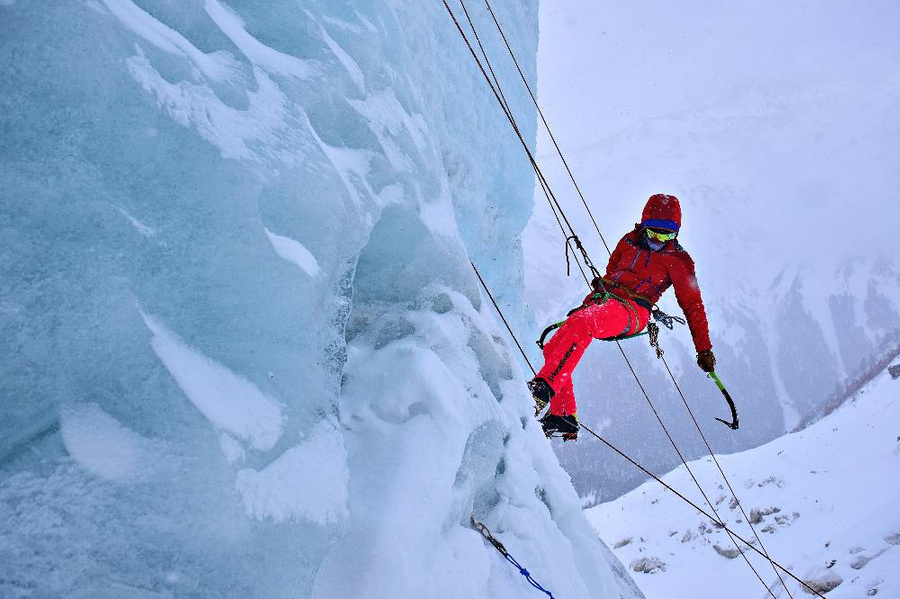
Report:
537,298,650,416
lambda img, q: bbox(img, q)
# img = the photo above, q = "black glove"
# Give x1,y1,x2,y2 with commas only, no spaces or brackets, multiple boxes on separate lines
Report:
697,349,716,373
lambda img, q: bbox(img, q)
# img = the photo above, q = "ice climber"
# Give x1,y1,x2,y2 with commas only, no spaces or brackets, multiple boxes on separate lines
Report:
529,194,716,440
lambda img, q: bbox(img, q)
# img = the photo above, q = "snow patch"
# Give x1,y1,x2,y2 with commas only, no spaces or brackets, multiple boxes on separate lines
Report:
312,18,365,92
205,0,315,80
60,403,149,480
264,227,320,277
142,312,284,451
218,432,246,464
348,89,428,170
101,0,242,82
235,421,349,525
125,47,298,163
110,0,317,166
301,112,375,207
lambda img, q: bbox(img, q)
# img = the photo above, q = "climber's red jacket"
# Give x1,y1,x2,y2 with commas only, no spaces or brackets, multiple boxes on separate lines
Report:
535,194,713,415
591,228,712,352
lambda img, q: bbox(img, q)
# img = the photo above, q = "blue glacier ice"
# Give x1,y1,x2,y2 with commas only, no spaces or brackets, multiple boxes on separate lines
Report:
0,1,642,597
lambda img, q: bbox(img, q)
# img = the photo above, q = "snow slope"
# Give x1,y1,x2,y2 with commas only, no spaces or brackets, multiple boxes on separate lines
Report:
0,1,641,597
587,367,900,598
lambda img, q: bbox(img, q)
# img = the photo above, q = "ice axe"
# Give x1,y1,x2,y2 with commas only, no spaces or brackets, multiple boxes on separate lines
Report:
709,371,739,430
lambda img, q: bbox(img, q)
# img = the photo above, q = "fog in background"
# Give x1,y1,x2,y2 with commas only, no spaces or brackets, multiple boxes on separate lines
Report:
525,0,900,501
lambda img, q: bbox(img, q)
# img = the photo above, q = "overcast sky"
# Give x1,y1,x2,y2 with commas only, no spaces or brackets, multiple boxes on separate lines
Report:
525,0,899,310
537,0,900,137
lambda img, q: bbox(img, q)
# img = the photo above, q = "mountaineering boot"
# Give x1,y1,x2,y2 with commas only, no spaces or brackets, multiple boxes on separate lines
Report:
540,413,579,441
528,377,554,417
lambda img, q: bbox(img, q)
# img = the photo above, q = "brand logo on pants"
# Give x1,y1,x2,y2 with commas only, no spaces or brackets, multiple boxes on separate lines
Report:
548,342,578,383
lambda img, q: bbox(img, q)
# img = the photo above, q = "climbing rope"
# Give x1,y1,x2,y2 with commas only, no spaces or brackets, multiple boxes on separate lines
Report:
612,340,779,598
442,0,594,285
449,2,805,595
659,354,789,592
576,421,824,598
470,260,535,375
480,0,612,255
471,517,556,598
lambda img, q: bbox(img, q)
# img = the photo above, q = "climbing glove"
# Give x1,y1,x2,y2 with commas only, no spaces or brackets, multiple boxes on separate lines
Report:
697,349,716,373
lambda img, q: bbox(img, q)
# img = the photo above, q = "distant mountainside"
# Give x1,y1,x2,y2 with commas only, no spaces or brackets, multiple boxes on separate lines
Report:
794,338,900,431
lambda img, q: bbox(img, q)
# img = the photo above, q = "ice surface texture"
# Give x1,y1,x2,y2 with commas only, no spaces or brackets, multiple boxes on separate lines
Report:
0,1,640,597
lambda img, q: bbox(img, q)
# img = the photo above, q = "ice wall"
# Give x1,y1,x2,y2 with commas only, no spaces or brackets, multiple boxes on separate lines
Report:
0,0,641,597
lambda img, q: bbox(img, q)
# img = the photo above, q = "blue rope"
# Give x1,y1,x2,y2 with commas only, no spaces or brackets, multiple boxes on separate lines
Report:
503,552,555,598
472,517,556,598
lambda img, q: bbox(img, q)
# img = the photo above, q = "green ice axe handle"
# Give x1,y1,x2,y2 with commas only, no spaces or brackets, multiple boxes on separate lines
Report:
709,371,739,430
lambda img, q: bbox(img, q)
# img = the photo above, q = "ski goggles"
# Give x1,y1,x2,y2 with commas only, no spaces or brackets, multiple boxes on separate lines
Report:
645,228,677,242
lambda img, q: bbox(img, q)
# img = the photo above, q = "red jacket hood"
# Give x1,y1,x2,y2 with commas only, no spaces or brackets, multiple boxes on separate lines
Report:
640,194,682,231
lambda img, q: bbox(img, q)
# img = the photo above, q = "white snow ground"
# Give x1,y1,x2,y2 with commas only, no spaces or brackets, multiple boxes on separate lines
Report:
587,368,900,598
